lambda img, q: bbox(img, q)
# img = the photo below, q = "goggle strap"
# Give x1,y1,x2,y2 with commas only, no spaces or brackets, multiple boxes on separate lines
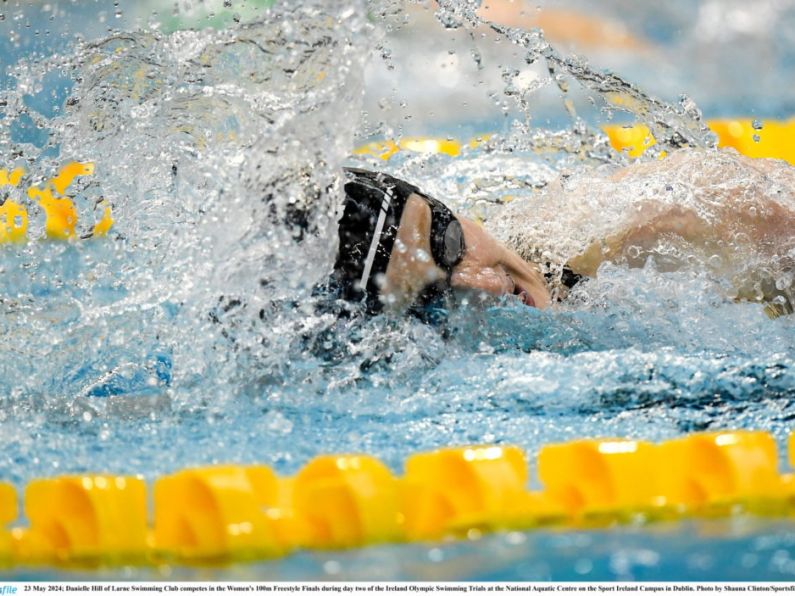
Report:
358,185,393,293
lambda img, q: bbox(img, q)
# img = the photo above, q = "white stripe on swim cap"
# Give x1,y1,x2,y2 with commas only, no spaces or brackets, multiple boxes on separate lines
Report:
358,186,393,293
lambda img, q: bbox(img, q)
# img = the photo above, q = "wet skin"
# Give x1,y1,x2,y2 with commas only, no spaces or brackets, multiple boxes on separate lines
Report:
380,194,551,312
376,150,795,316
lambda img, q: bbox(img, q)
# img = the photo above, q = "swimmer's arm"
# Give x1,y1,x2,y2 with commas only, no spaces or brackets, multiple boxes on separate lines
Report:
566,200,794,316
567,205,711,277
569,192,795,277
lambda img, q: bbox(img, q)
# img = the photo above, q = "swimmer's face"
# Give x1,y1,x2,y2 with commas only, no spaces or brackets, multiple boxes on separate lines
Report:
380,194,551,311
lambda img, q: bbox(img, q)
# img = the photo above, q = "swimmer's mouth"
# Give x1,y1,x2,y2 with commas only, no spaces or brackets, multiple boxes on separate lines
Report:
512,280,535,308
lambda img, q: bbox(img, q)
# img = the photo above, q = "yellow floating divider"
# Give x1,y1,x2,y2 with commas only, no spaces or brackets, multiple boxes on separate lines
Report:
0,482,16,562
154,465,295,561
0,161,113,244
786,435,795,498
709,118,795,164
605,119,795,164
602,124,657,158
92,199,114,237
354,119,794,164
0,166,29,244
19,475,147,563
401,445,561,540
1,430,795,568
655,431,785,509
0,200,28,244
27,162,94,241
292,455,401,548
353,135,491,161
537,438,660,516
49,162,94,196
0,167,24,188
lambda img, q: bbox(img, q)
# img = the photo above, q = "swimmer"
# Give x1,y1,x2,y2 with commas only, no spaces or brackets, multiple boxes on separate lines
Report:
333,149,795,318
331,168,552,315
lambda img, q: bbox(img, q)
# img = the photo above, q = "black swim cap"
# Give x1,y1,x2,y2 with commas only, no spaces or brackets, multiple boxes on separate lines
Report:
332,168,419,312
333,168,466,314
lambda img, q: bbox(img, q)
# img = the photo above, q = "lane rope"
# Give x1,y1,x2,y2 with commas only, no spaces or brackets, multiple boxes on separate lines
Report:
1,430,794,566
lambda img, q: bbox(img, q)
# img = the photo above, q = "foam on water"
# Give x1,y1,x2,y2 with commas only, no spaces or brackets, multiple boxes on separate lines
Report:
1,1,371,416
0,0,793,513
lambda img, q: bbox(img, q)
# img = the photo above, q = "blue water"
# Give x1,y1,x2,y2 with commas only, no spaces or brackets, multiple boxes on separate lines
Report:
5,519,795,581
1,0,795,582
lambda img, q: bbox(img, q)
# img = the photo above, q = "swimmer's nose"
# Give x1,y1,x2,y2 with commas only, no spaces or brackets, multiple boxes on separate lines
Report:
451,266,517,299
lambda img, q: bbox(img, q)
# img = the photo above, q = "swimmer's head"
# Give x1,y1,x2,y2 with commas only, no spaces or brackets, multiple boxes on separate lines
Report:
332,168,551,315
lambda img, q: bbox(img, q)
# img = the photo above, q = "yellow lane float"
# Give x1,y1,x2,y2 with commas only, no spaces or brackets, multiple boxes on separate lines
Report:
3,119,790,246
154,465,293,561
0,197,27,244
708,118,795,164
786,435,795,497
20,475,147,564
654,431,784,509
353,135,491,160
293,455,401,549
400,445,560,540
0,167,28,243
0,482,16,562
605,119,795,163
602,124,657,158
2,430,795,568
0,161,113,244
0,167,24,188
354,119,795,165
538,438,660,516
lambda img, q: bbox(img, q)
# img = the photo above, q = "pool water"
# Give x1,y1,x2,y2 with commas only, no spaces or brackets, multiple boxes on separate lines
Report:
0,0,794,581
6,518,795,581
